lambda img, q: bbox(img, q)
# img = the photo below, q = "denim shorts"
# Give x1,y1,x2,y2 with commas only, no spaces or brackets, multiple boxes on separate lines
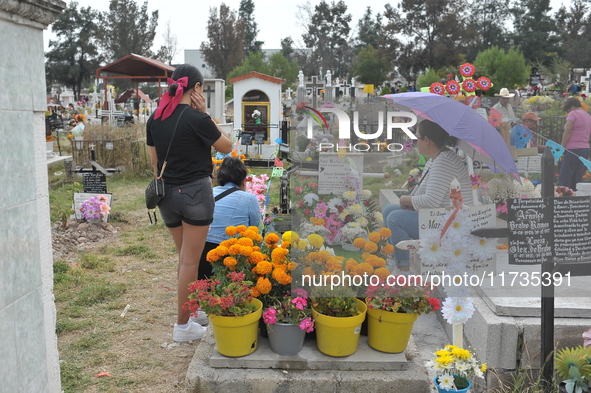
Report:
158,177,214,228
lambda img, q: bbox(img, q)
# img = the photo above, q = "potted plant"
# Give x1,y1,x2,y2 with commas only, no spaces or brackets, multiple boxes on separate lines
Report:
555,343,591,393
426,345,486,392
263,289,314,356
185,271,262,357
365,276,440,353
79,195,110,223
310,285,367,357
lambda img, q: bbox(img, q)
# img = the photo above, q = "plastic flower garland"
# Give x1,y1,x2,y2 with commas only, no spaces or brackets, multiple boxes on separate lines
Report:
430,82,445,95
445,80,461,95
476,77,491,91
79,195,110,220
461,79,476,93
426,345,486,390
459,63,475,78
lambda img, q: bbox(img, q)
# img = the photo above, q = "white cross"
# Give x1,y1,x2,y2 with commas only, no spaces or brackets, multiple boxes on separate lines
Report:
285,87,293,98
89,143,95,150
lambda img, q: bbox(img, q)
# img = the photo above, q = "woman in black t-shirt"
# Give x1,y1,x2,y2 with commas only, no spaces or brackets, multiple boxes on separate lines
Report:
146,64,232,342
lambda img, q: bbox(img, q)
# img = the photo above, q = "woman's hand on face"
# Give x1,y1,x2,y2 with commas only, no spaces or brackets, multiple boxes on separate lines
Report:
190,90,207,113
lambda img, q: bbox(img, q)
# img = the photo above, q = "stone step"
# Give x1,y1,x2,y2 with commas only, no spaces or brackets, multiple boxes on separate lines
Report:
186,329,431,393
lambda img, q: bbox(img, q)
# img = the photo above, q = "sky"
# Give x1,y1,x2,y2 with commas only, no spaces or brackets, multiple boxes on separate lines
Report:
44,0,570,65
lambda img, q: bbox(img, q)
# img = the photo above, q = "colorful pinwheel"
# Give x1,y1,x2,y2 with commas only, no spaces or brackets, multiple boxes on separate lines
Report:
459,63,475,77
445,80,461,95
462,79,476,93
296,102,328,129
430,83,445,95
476,77,492,90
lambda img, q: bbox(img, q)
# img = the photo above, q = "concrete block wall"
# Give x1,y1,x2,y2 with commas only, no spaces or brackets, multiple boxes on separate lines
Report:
0,1,65,392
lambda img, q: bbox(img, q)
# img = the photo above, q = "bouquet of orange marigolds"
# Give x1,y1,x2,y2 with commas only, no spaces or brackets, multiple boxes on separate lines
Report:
344,227,394,280
205,226,296,302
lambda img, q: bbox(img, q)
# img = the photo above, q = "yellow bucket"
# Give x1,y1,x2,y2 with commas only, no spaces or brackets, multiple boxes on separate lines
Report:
367,307,418,353
312,299,367,357
209,298,262,357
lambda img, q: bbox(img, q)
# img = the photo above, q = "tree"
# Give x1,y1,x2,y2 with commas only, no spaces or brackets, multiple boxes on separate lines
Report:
510,0,559,66
280,37,295,62
473,46,530,92
239,0,263,55
97,0,158,62
200,3,245,80
534,56,572,91
416,68,444,90
45,2,102,101
226,51,298,86
465,0,512,61
156,20,180,65
355,7,382,52
351,45,389,86
301,0,353,78
555,0,591,68
382,0,468,81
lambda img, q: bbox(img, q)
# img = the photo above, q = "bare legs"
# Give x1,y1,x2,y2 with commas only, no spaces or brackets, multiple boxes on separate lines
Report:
168,222,209,325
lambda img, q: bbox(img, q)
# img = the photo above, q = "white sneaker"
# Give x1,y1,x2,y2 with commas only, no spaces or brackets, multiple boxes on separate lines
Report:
173,321,207,342
190,310,209,326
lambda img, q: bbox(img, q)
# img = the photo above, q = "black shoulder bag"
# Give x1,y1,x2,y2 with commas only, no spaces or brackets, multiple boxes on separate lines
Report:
145,106,189,223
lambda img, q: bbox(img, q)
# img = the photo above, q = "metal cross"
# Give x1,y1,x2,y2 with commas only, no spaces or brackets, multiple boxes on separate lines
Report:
89,143,95,150
305,75,325,109
203,85,215,109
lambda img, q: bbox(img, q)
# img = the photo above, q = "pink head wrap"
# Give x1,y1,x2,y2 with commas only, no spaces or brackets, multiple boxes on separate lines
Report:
154,77,189,120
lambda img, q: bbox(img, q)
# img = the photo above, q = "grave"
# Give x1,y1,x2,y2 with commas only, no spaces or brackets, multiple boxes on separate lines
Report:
185,329,430,392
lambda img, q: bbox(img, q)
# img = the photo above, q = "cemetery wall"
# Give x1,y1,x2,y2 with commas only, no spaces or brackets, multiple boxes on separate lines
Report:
0,1,65,392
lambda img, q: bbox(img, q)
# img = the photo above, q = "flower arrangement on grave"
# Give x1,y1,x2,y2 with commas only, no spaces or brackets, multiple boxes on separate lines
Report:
46,134,54,142
555,186,576,197
521,95,562,116
554,340,591,393
348,227,394,272
263,290,314,332
184,271,257,317
79,195,110,221
403,167,423,192
480,177,540,219
245,173,269,215
427,345,486,391
67,132,74,141
366,275,440,315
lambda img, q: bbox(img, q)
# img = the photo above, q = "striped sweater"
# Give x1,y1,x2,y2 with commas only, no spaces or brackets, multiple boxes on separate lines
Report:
410,149,474,209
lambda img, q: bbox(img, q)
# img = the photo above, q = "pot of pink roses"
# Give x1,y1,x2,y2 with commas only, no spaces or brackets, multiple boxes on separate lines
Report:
263,289,315,356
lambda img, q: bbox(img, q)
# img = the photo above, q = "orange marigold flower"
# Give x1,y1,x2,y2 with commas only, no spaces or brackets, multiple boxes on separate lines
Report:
237,237,254,247
374,267,390,280
223,256,238,270
251,287,261,297
206,249,221,262
236,225,247,233
240,246,253,257
355,262,374,275
368,231,381,243
381,244,395,255
361,251,371,259
253,246,261,252
318,250,331,261
248,251,266,264
273,269,292,285
247,226,259,233
271,247,289,262
302,267,315,276
287,262,298,271
242,229,259,241
366,255,386,268
345,258,358,271
253,261,273,275
256,277,272,294
228,244,242,255
353,237,366,249
364,241,378,253
326,259,343,272
281,241,291,249
220,238,237,248
379,227,392,238
225,226,237,236
265,233,280,244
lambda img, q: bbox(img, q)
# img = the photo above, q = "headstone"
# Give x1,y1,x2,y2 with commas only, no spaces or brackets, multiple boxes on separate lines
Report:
82,172,107,193
416,204,498,275
317,153,364,195
305,75,325,109
241,132,254,145
254,131,266,145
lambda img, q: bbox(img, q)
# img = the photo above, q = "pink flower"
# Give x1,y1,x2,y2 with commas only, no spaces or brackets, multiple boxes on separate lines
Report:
292,288,308,298
263,308,277,324
295,187,303,195
583,328,591,349
314,202,328,219
496,203,508,214
299,317,314,333
291,297,307,310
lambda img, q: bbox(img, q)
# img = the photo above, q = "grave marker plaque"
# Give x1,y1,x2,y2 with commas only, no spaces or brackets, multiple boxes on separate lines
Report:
317,153,363,195
254,131,266,145
241,132,254,145
82,172,107,193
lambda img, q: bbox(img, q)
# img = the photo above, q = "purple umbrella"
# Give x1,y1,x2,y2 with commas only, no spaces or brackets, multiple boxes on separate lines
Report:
382,92,519,176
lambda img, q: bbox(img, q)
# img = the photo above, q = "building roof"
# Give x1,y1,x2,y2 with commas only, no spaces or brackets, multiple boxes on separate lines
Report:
228,71,285,85
95,54,174,83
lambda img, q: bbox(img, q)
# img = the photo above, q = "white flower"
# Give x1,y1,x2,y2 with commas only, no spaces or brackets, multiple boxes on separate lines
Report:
355,217,368,226
372,211,384,226
417,230,450,264
441,239,472,265
342,190,357,201
348,204,364,217
326,197,343,214
440,207,473,241
361,190,372,199
441,297,475,325
409,168,421,177
303,192,319,206
468,236,497,261
437,374,455,390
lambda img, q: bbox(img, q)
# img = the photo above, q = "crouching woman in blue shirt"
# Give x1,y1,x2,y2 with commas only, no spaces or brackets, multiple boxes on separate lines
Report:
198,157,262,279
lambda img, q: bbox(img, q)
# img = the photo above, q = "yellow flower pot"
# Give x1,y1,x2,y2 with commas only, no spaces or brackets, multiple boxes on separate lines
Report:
367,306,418,353
209,298,262,357
312,298,367,357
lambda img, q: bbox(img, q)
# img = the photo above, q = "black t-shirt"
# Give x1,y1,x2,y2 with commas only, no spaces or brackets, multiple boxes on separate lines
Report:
146,104,221,185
